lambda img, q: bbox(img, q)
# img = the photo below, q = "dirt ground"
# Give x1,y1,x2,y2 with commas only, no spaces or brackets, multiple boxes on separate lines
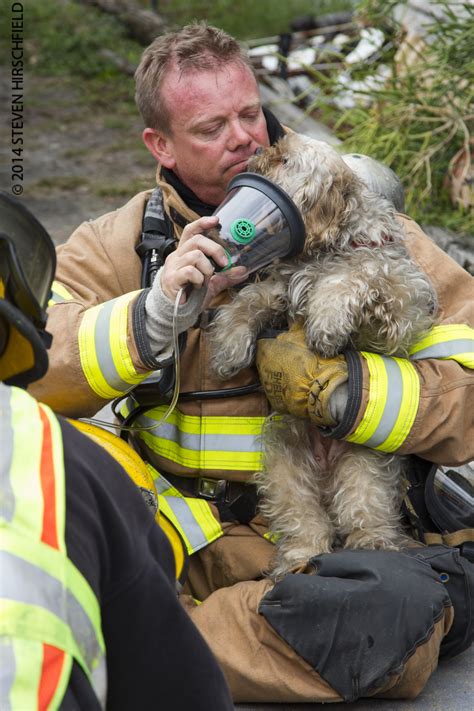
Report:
1,71,156,245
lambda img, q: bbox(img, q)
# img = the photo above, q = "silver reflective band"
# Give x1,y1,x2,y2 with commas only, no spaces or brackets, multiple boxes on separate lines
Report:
155,473,222,554
91,656,107,708
362,356,404,448
160,494,211,552
0,639,15,711
94,300,134,393
410,340,473,360
146,418,261,453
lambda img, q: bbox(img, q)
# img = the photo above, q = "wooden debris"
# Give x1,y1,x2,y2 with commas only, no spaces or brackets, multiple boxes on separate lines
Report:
76,0,167,45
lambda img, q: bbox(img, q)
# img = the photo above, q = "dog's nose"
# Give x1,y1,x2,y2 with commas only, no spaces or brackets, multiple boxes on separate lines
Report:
254,146,264,155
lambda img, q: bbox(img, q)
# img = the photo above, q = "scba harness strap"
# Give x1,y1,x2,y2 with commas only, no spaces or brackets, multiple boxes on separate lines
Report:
136,187,177,289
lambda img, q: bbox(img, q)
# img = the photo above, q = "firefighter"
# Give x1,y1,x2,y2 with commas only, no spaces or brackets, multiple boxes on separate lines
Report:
30,22,473,703
0,191,233,710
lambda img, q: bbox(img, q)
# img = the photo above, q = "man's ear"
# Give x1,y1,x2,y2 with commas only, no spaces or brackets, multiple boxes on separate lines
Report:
142,128,176,169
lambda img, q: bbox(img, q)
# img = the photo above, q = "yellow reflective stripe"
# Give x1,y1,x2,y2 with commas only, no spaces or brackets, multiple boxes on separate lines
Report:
409,324,474,368
109,293,151,386
78,291,150,399
7,388,44,540
79,306,123,399
157,493,223,555
1,599,90,687
6,638,42,711
451,352,474,368
263,531,280,544
48,280,74,306
347,352,388,446
142,431,263,469
138,405,265,436
347,353,420,452
132,406,264,471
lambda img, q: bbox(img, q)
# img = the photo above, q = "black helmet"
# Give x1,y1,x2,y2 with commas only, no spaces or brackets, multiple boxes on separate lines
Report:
0,191,56,386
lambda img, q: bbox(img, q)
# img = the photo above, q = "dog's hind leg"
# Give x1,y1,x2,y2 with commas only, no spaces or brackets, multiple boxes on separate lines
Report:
256,416,335,577
328,445,406,550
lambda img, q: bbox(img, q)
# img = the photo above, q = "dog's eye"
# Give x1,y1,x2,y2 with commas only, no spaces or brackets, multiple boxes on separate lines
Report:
281,157,288,164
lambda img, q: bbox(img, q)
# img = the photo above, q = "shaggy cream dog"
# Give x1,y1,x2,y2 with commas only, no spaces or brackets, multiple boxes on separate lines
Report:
210,133,436,576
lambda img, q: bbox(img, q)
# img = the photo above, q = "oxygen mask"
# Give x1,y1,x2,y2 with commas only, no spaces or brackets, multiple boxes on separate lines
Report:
206,173,306,283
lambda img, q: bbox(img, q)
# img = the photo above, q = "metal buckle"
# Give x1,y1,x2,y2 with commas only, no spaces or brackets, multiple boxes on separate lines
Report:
197,478,228,501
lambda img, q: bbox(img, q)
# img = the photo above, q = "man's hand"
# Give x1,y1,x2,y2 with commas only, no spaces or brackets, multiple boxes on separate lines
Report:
256,322,348,427
160,215,247,303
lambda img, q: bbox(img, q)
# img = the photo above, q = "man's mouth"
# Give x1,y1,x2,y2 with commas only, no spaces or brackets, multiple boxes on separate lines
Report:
226,158,250,173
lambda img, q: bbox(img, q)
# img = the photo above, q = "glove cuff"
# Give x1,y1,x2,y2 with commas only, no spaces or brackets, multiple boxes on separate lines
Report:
145,268,205,356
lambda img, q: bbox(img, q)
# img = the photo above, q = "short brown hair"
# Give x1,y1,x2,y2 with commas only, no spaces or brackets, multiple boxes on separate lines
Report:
135,21,254,133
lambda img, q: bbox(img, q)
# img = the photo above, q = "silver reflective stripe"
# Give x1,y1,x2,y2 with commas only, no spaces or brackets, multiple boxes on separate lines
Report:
0,551,103,681
410,339,473,360
0,638,15,711
138,418,261,453
91,655,107,708
162,496,210,552
94,300,132,392
155,474,218,553
363,356,403,448
0,385,15,523
154,475,172,494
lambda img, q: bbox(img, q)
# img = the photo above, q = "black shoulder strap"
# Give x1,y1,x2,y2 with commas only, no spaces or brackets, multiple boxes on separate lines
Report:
136,187,176,288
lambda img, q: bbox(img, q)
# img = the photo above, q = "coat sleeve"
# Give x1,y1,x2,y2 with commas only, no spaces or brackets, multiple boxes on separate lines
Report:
29,197,158,417
331,217,474,466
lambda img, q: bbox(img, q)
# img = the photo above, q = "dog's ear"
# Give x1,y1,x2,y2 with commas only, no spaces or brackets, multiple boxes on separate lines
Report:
301,165,364,247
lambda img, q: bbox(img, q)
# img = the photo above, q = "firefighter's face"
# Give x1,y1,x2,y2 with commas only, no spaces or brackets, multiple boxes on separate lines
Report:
143,61,270,206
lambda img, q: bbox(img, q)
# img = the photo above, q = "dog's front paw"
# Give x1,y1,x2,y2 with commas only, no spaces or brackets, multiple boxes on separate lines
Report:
305,318,348,358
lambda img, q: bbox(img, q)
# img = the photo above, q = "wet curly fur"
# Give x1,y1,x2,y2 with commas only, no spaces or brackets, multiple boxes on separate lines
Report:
209,134,437,576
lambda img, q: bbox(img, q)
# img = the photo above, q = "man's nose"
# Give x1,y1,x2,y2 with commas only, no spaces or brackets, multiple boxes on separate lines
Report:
227,120,252,150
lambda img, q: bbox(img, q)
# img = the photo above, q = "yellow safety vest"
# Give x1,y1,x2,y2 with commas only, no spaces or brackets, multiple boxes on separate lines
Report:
0,385,106,710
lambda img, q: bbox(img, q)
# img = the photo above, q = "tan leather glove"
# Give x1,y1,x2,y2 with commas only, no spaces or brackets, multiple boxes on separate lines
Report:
256,322,348,427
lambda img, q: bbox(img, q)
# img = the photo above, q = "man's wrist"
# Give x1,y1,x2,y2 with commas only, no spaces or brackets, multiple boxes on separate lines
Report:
329,382,349,424
144,268,206,356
